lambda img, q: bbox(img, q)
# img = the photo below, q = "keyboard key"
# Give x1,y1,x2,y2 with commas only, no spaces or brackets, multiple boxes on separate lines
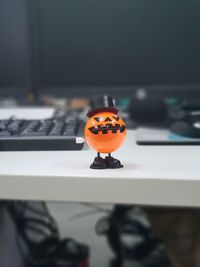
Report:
20,121,40,136
49,122,64,136
8,120,24,134
0,131,11,137
63,129,76,136
0,121,9,130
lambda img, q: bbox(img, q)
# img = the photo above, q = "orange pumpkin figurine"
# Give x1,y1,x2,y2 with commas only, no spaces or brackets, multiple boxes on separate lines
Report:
85,96,126,169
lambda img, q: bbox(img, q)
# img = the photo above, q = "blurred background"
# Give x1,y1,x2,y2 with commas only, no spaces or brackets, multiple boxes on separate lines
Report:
1,0,200,106
0,0,200,266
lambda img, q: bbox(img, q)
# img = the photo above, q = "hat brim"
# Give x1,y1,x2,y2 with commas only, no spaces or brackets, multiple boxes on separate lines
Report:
87,107,119,118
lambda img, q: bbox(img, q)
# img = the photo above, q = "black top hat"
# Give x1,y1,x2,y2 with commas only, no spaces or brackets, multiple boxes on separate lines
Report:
87,95,119,118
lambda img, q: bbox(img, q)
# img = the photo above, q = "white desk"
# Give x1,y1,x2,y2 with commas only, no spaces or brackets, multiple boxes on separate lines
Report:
0,108,200,207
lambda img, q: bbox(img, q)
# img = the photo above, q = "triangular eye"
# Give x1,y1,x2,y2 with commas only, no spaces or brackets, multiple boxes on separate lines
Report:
112,116,119,121
94,117,104,122
94,117,100,122
105,117,112,122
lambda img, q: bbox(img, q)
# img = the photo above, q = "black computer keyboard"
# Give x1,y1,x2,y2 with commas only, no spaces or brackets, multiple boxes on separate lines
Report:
0,112,85,151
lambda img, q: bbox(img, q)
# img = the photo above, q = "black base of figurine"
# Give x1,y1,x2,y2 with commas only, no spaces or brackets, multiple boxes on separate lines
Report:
90,154,123,169
105,156,123,169
90,156,107,169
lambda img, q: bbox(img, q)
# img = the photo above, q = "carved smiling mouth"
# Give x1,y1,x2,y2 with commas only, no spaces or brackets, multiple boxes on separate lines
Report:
88,123,126,135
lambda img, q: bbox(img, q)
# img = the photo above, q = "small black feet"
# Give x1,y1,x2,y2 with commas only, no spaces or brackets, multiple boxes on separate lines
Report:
90,153,123,169
90,156,106,169
105,156,123,169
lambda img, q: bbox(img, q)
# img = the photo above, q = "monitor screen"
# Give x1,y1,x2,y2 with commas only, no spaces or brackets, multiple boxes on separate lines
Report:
0,0,31,96
33,0,200,96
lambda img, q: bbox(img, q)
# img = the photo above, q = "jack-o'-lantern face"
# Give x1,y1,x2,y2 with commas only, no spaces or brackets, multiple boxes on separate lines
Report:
84,112,126,153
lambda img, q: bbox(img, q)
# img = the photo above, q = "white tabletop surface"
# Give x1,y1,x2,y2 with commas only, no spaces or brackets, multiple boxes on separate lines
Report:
0,107,200,207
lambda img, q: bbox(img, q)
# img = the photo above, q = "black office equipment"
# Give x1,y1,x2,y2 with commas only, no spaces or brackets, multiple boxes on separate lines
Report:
167,100,200,138
0,0,33,101
135,99,200,144
1,1,200,101
0,112,84,151
30,0,200,99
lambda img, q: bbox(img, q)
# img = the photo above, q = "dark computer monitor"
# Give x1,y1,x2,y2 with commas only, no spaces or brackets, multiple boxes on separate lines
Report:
31,0,200,98
0,0,32,98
